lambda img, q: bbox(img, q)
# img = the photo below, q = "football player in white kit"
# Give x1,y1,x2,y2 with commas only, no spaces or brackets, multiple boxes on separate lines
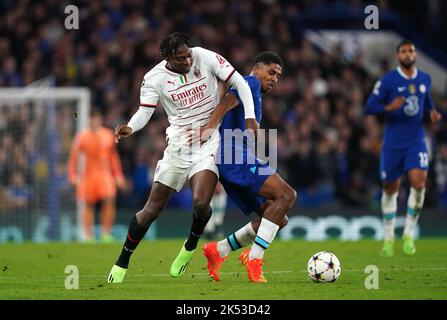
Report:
108,32,256,283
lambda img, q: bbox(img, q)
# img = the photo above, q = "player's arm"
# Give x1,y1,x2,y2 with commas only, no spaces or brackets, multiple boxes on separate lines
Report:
200,47,256,120
365,78,405,114
226,72,256,120
115,77,159,143
424,77,442,123
109,135,127,189
67,133,82,186
192,92,239,143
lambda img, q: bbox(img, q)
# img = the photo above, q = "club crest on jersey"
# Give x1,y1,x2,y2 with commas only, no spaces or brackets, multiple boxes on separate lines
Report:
194,67,201,79
409,84,416,94
403,95,419,116
419,84,426,93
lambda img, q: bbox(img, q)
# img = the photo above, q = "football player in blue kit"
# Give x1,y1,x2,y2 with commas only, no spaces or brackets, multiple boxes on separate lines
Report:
174,52,297,282
365,40,442,257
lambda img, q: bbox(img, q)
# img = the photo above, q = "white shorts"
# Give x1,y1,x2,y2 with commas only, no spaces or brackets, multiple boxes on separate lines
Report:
153,147,219,192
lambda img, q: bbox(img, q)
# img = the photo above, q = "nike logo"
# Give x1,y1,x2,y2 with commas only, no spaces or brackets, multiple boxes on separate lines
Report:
398,86,406,92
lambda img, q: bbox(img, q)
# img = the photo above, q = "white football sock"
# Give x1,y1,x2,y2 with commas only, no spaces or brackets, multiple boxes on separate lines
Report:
249,218,279,260
217,223,256,258
403,188,425,238
381,191,398,241
204,192,227,234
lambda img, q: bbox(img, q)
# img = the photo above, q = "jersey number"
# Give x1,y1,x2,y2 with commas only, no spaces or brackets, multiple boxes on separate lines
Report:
418,152,428,168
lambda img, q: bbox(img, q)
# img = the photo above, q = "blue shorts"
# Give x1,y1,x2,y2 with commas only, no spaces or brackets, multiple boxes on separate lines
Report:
217,159,276,216
380,141,429,182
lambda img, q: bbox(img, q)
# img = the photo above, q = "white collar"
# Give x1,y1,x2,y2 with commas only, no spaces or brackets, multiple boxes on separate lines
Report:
397,66,418,80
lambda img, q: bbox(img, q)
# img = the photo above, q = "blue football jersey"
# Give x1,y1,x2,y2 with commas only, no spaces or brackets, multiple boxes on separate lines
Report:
218,75,263,162
365,67,434,148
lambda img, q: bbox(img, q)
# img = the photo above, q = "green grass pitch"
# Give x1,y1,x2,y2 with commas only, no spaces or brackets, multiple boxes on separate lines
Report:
1,239,446,300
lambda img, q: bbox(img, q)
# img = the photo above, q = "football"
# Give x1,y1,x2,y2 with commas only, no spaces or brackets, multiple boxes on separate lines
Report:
307,251,341,283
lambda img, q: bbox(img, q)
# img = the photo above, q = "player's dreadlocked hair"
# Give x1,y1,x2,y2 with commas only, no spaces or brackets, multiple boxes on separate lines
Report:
253,51,284,68
159,32,192,58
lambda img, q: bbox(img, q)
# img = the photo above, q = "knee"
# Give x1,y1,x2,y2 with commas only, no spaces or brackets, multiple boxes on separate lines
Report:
412,182,426,192
281,187,297,210
383,183,399,195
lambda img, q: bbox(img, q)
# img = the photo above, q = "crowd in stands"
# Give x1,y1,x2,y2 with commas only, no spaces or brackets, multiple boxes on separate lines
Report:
1,0,447,212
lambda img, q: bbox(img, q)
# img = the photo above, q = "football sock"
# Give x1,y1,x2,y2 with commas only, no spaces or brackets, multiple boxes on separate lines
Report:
184,208,212,251
217,223,256,258
249,218,279,260
381,191,398,241
116,216,149,268
204,193,226,235
403,188,425,237
184,231,201,251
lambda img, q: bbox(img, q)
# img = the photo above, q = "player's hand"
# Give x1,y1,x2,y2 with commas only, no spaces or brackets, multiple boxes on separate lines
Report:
245,118,259,133
186,126,215,145
430,109,442,123
116,176,128,190
385,96,406,112
114,124,132,143
245,118,259,144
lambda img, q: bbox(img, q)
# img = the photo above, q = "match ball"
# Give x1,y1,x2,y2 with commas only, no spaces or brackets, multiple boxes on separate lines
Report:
307,251,341,283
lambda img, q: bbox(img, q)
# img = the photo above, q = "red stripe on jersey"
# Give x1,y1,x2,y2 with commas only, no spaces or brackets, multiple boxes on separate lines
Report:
167,77,206,92
178,115,211,127
140,103,157,108
178,101,213,120
224,69,236,82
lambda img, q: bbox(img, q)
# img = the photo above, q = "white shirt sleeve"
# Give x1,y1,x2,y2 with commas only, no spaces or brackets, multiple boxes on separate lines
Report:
227,71,256,119
195,47,236,83
140,76,160,107
127,107,155,133
127,76,159,133
196,47,255,119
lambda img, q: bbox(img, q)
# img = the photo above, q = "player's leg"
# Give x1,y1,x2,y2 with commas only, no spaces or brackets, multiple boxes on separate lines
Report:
215,200,287,258
205,200,288,282
402,168,427,255
170,169,217,278
204,183,227,240
100,197,116,243
244,173,296,282
379,146,403,257
78,179,96,242
250,173,296,258
82,202,95,242
108,182,175,283
99,175,118,243
381,179,400,257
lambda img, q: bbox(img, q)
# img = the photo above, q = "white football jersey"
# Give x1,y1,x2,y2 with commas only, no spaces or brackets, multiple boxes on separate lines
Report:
140,47,235,156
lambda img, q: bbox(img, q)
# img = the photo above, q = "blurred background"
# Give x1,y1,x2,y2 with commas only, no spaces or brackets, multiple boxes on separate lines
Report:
0,0,446,242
